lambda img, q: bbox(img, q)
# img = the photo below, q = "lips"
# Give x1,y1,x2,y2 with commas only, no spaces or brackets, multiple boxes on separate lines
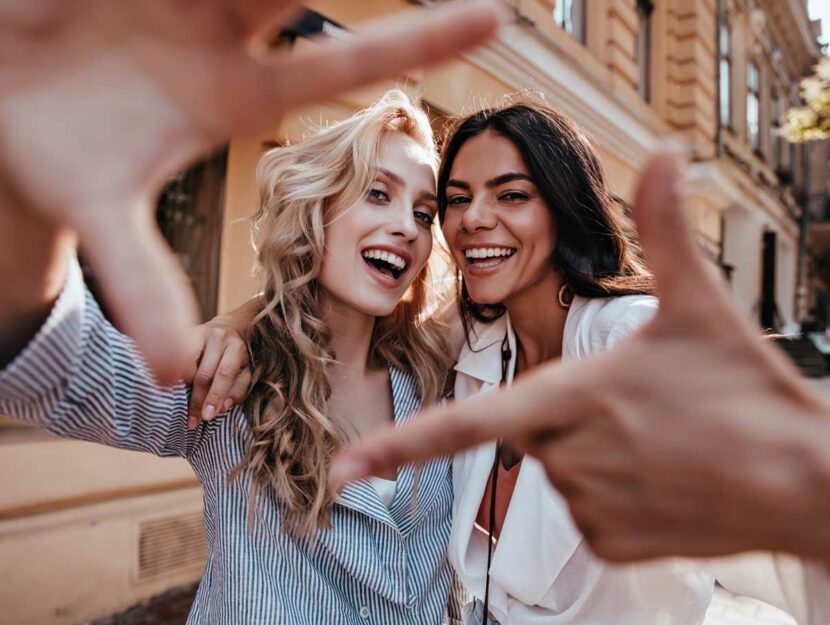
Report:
360,245,412,288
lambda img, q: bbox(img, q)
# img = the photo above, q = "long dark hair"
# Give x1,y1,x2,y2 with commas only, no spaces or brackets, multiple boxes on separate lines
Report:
437,101,655,330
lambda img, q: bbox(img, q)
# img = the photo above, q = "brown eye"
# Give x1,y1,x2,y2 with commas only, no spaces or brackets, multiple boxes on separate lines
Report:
499,191,529,202
368,188,390,202
414,210,434,225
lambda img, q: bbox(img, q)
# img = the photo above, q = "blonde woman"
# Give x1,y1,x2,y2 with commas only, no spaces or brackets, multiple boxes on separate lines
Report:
0,91,458,625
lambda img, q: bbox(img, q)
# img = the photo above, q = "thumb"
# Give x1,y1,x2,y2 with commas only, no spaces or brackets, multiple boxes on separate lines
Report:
633,142,723,318
77,202,199,384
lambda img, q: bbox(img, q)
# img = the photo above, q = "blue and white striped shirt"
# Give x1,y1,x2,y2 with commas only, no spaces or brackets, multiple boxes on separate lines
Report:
0,260,455,625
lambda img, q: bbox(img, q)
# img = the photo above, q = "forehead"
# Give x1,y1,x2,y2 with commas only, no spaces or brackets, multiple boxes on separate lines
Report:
451,130,529,179
377,132,436,187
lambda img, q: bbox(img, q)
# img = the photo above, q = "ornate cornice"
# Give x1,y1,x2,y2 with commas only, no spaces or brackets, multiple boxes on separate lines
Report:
459,25,662,170
756,0,822,76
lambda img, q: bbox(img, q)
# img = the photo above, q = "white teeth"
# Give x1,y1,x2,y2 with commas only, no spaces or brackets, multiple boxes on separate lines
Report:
361,249,407,270
464,247,516,260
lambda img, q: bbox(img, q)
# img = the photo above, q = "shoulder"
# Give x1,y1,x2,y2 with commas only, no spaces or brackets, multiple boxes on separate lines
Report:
566,295,658,357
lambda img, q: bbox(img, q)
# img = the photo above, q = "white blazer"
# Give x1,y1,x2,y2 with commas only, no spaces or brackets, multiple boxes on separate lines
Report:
449,294,828,625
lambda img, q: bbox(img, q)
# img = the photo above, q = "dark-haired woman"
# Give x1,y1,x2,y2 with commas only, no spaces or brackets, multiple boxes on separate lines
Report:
438,103,715,625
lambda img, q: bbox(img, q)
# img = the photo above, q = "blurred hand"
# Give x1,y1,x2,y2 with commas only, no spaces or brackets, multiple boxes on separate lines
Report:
0,0,504,382
331,144,830,564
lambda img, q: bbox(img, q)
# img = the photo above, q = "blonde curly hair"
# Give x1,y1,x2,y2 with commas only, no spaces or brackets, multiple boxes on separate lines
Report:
233,90,452,537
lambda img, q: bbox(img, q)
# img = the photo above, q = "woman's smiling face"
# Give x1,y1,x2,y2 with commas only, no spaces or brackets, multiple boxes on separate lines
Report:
319,131,438,317
441,130,557,307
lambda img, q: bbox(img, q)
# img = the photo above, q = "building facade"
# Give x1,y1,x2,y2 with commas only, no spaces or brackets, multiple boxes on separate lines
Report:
0,1,825,624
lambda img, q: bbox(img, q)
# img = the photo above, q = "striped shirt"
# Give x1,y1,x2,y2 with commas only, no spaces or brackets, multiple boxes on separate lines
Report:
0,260,455,625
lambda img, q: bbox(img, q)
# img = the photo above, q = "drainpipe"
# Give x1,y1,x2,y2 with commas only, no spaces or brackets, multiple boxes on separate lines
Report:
715,0,724,159
797,142,812,325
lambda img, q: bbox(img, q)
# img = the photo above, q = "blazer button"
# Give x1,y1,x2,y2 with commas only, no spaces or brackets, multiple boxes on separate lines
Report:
359,606,370,619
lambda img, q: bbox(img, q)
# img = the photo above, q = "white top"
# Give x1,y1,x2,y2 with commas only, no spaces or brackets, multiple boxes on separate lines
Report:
449,294,829,625
369,476,398,507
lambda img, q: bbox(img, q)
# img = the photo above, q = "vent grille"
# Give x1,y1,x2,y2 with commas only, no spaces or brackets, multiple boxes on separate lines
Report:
137,512,207,581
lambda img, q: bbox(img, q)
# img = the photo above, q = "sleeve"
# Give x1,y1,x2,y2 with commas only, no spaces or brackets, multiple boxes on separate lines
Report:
704,553,811,622
804,561,830,624
0,257,205,458
578,296,659,355
603,297,658,349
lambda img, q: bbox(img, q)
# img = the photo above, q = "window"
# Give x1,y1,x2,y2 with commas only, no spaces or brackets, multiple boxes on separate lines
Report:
718,21,732,128
747,61,761,151
770,89,783,170
554,0,585,43
636,0,654,101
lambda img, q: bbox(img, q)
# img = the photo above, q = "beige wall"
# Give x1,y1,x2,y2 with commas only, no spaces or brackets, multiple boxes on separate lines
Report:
0,488,204,625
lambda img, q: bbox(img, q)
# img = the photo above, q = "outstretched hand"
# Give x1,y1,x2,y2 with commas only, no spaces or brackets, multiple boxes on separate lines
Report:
0,0,504,382
331,143,830,564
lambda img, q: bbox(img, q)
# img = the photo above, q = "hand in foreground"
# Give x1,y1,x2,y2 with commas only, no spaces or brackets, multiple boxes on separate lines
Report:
331,143,830,564
0,0,504,382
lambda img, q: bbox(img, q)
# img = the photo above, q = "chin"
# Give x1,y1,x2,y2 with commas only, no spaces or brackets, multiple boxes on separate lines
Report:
465,285,511,307
355,296,399,318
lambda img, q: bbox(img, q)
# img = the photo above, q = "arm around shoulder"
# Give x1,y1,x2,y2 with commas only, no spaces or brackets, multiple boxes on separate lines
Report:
0,253,201,458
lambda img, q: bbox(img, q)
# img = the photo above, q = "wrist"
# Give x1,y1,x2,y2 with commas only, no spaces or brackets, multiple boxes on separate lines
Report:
784,396,830,562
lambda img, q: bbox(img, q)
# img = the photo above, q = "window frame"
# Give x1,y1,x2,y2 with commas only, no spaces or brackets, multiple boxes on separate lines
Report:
554,0,586,43
636,0,655,102
718,20,733,129
747,60,761,152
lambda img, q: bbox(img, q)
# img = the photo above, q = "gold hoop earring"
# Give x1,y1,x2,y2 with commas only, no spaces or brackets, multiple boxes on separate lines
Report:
557,284,573,310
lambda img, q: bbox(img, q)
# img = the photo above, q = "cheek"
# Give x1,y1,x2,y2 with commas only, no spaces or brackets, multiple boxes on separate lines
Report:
411,230,434,274
441,217,462,256
516,207,555,254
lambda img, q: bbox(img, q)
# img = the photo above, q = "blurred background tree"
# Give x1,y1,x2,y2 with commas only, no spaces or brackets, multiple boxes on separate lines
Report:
783,58,830,142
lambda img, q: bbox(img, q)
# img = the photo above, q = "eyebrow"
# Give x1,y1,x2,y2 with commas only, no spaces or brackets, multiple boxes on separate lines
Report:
378,167,437,202
446,172,534,190
377,168,405,186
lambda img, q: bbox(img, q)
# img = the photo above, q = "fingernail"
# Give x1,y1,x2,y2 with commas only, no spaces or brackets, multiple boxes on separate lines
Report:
223,398,233,412
202,404,216,421
187,415,197,430
329,457,370,488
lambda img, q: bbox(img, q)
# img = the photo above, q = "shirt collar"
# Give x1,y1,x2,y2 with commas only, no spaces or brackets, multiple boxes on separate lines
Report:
453,315,513,386
453,295,591,385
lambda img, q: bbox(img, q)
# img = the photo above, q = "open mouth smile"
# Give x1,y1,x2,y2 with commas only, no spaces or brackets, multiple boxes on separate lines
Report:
463,246,517,273
361,247,410,283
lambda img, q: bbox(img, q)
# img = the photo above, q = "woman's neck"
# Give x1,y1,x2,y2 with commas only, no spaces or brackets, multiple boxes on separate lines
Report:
504,271,568,371
321,294,378,375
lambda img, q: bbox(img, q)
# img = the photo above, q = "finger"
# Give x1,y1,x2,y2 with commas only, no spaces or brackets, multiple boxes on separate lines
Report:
228,0,506,134
232,0,302,37
226,0,306,53
225,366,252,409
330,360,578,488
632,143,724,316
189,333,226,423
202,341,250,417
77,202,199,385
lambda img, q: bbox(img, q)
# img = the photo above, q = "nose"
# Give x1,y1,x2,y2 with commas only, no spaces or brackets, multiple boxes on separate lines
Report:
459,196,497,232
387,204,419,241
